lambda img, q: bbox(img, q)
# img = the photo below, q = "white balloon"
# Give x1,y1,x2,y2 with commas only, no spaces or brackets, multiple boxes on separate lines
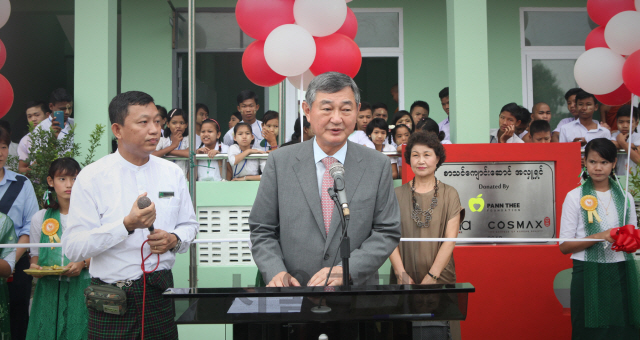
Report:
264,24,316,77
574,48,626,95
287,70,316,91
0,0,10,29
605,11,640,56
294,0,347,37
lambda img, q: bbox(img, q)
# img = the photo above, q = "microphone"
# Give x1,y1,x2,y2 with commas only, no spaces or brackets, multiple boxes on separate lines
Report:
137,196,155,232
328,162,349,216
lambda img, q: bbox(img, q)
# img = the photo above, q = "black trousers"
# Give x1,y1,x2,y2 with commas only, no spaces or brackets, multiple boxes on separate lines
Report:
8,254,32,340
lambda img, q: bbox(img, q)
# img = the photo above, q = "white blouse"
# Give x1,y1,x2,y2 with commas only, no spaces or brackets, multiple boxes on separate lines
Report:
196,143,229,181
30,209,68,256
559,187,637,262
156,136,190,178
227,144,266,178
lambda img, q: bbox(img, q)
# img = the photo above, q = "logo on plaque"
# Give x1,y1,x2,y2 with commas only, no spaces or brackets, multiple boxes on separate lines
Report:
468,194,485,212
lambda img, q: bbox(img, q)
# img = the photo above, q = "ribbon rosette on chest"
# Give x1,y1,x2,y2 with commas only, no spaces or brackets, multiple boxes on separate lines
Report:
42,218,61,249
580,195,602,224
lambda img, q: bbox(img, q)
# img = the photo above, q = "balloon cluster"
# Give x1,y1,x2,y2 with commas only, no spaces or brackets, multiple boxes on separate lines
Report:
610,224,640,253
0,0,12,118
236,0,361,90
574,0,640,105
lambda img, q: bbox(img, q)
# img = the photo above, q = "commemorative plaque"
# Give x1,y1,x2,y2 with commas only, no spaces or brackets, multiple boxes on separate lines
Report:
435,162,556,242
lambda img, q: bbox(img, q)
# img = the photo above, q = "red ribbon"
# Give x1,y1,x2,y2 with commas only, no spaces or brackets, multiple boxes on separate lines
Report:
610,225,640,253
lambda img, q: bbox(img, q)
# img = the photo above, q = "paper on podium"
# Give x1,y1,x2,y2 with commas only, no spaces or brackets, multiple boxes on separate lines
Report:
227,296,303,314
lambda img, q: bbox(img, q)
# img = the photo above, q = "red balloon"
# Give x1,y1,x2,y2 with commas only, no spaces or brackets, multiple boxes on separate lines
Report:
309,34,362,79
242,40,286,87
235,0,295,41
585,27,608,50
335,7,357,40
595,84,632,105
623,49,640,96
0,39,5,70
587,0,636,26
0,74,13,119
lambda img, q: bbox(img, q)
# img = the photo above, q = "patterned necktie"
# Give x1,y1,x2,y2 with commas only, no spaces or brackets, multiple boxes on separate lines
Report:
321,157,338,235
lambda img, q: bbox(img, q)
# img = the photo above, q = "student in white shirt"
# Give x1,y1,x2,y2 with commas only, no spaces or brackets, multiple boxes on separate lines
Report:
223,90,264,146
438,87,451,142
258,111,279,152
18,90,74,174
515,107,532,141
522,102,552,143
356,102,373,132
612,105,640,174
392,124,412,176
194,103,210,147
367,118,398,179
416,117,451,145
409,101,429,127
552,88,581,143
63,91,197,340
489,103,526,143
156,105,168,138
17,101,50,173
196,118,230,181
152,108,190,178
559,91,611,144
228,122,266,181
559,138,639,339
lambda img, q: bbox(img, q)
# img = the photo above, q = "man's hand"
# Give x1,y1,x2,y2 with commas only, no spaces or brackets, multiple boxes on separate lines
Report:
51,120,62,138
572,137,587,146
64,261,85,277
307,266,343,287
123,193,156,232
499,125,515,143
267,271,301,287
147,229,178,254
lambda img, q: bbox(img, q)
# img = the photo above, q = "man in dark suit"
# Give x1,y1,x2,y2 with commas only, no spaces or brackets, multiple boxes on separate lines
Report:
250,72,401,287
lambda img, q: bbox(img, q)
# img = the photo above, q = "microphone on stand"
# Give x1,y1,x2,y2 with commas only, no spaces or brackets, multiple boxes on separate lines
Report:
328,163,349,217
137,196,155,233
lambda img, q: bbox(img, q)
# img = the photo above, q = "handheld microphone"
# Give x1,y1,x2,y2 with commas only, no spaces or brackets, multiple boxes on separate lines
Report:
137,196,155,233
328,162,349,216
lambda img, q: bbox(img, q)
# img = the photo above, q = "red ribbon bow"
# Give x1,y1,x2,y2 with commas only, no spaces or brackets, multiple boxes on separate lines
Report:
610,225,640,253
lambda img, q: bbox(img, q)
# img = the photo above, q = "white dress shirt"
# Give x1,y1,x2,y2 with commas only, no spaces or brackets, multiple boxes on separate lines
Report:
554,117,577,133
313,137,347,198
559,187,636,262
348,130,375,149
63,150,198,283
223,120,263,146
227,144,266,178
197,142,229,181
156,136,190,177
439,117,450,141
489,129,525,143
30,209,68,256
559,120,611,143
18,118,75,161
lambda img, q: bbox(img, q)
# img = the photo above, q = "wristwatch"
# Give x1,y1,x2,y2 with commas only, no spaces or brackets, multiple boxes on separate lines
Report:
170,233,182,253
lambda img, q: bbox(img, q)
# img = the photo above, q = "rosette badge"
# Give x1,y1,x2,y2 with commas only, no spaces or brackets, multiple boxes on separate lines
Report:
580,195,602,224
42,218,61,249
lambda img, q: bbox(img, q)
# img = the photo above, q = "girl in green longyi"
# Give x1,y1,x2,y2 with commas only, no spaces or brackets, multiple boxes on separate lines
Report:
26,158,91,340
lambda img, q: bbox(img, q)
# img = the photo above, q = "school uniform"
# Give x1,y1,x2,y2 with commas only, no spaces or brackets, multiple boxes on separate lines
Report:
558,120,611,143
63,150,198,339
554,117,577,133
18,118,75,162
197,142,229,181
156,136,190,178
348,130,375,149
611,131,640,175
227,144,266,179
489,128,525,143
439,117,450,141
382,144,398,166
518,130,529,140
222,120,263,146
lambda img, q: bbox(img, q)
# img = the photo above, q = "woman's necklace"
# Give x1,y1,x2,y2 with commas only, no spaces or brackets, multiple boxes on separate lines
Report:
411,177,439,228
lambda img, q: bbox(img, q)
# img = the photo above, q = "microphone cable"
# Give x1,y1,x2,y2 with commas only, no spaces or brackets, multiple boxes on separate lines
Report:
140,235,160,340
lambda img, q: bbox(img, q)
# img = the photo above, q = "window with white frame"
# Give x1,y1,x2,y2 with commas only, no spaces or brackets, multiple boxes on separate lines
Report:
520,8,593,130
284,8,404,141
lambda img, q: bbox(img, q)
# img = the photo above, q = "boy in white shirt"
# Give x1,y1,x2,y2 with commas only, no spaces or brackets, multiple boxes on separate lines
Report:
559,91,611,144
552,88,581,143
490,103,526,143
223,90,264,146
612,105,640,174
438,87,451,142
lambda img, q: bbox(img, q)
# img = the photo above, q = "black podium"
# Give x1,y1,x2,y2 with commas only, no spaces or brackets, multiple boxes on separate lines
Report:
164,283,474,339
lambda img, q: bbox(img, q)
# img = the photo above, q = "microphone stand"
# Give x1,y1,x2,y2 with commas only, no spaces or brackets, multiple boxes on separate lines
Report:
328,187,350,289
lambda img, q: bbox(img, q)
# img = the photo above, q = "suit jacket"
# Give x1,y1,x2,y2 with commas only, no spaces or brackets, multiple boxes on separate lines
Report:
249,139,401,286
